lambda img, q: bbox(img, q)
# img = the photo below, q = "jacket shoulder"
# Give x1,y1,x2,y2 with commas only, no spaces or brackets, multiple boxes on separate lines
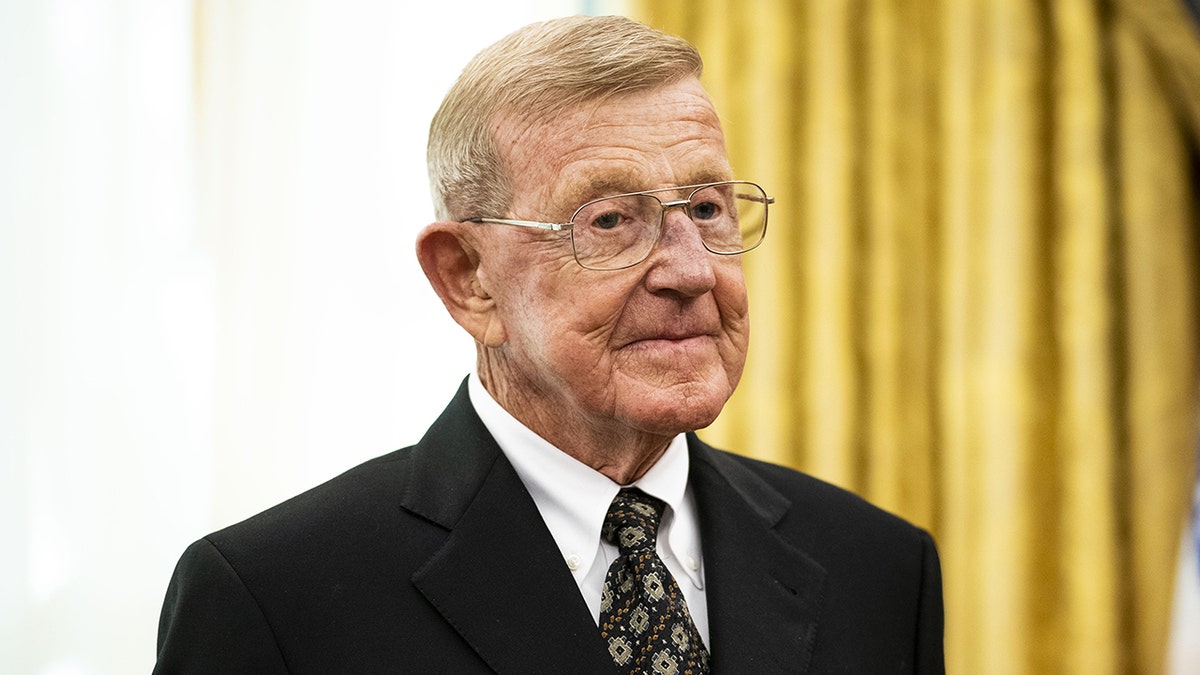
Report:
709,446,927,533
696,444,944,672
694,443,937,575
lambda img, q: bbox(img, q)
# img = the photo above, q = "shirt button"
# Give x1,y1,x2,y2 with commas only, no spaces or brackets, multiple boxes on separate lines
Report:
566,554,582,572
686,555,699,571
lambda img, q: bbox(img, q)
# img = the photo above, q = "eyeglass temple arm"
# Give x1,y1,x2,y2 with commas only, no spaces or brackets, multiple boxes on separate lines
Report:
738,194,775,205
468,217,569,232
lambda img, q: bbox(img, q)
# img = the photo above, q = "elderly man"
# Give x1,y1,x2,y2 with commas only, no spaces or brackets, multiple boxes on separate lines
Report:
155,15,943,674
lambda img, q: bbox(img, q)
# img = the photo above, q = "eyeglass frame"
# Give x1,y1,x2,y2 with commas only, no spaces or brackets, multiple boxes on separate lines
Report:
465,179,774,271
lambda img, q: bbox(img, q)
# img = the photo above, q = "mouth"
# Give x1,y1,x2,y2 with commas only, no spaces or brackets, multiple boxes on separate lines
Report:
615,309,723,353
622,332,716,351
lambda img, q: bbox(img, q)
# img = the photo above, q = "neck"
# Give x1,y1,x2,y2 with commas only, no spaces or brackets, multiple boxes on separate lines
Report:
578,437,672,485
477,356,674,485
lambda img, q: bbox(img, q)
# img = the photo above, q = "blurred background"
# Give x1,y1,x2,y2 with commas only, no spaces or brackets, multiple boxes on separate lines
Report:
2,0,1198,673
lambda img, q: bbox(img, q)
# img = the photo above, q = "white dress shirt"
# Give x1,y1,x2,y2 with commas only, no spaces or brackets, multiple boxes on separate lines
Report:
467,374,710,646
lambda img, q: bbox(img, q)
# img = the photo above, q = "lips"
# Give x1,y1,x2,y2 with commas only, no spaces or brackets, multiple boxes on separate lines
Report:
619,325,718,349
639,332,709,343
614,302,723,350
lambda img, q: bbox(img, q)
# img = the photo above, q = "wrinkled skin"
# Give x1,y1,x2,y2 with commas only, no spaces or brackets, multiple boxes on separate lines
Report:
418,77,750,484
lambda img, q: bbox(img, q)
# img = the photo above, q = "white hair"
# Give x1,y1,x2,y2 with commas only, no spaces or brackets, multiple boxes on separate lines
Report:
427,15,703,222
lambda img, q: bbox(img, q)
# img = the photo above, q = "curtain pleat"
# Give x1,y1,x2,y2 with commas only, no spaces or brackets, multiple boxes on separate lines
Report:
630,1,1200,673
1113,11,1200,673
1051,1,1123,672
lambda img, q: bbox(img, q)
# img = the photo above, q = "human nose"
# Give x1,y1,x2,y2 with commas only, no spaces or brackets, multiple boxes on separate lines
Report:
642,205,717,297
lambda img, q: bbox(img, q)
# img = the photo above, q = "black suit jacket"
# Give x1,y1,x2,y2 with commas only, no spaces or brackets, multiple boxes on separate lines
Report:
155,381,944,673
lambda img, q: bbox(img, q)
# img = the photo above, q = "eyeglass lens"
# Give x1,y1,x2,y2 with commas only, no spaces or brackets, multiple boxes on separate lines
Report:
570,182,768,270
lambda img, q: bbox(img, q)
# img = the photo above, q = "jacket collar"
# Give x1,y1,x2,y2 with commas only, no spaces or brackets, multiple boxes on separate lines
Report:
688,434,827,673
399,380,825,673
401,380,614,674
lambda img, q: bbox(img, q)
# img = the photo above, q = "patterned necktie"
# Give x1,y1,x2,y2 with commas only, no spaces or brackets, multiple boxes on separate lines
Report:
598,488,710,674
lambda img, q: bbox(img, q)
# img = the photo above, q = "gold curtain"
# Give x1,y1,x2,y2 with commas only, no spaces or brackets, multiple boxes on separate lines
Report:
629,0,1200,672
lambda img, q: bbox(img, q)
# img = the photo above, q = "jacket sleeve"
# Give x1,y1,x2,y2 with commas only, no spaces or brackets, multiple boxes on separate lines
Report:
154,538,289,674
915,530,946,674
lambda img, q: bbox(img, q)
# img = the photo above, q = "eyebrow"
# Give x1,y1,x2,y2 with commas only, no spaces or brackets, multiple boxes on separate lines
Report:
557,174,646,210
553,168,735,215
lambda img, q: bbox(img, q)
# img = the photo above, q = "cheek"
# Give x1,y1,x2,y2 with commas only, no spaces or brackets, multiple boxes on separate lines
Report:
716,271,751,365
505,270,629,363
557,286,630,357
716,265,750,324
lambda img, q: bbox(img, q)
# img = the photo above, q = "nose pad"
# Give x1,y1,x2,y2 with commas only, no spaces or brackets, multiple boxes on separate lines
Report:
660,198,691,216
656,202,707,252
643,203,716,296
643,210,715,294
658,199,692,236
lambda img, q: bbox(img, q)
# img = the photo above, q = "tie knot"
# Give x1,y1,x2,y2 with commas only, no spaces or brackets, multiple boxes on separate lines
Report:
602,488,666,554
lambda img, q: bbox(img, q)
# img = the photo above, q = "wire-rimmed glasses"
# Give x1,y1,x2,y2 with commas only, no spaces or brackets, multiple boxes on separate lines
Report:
467,180,773,271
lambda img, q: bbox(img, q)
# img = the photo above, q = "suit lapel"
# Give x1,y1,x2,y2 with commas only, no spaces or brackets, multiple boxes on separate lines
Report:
398,383,825,673
689,435,827,673
401,381,613,674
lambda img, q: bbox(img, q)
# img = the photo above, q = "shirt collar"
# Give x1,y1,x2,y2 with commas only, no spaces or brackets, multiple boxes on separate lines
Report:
466,374,699,587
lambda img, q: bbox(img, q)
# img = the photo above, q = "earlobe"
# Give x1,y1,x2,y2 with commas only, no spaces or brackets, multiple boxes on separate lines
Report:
415,222,505,346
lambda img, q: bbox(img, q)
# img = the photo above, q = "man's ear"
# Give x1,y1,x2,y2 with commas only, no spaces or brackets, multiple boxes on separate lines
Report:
415,222,506,346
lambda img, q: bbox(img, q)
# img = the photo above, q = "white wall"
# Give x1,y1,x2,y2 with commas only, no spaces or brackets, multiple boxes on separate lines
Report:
0,1,599,672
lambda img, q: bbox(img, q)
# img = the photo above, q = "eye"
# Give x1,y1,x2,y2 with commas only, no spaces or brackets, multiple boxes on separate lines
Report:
593,210,622,230
691,199,722,221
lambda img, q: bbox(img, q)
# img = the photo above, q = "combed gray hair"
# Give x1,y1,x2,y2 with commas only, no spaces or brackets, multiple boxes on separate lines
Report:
427,15,703,222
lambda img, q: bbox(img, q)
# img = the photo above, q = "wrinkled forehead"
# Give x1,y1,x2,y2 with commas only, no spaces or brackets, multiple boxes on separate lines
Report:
492,79,732,219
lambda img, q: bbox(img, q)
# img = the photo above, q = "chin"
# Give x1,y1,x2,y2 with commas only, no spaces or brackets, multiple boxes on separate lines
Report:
617,381,730,435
